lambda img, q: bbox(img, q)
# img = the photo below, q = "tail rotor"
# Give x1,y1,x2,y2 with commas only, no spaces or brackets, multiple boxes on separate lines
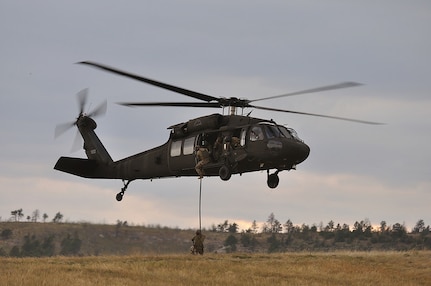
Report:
55,88,107,152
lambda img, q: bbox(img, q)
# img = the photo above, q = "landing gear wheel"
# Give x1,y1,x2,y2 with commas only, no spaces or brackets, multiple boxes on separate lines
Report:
219,165,232,181
116,180,132,201
116,191,124,202
267,172,280,189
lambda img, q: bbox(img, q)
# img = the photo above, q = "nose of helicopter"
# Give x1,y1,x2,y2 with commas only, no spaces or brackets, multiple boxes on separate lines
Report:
295,142,310,164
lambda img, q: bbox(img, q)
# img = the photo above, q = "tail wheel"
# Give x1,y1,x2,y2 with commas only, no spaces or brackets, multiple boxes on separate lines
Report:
219,165,232,181
116,180,132,202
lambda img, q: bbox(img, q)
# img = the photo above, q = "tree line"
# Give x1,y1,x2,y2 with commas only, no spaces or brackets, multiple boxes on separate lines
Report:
2,210,430,254
7,209,64,223
212,213,430,235
212,213,431,252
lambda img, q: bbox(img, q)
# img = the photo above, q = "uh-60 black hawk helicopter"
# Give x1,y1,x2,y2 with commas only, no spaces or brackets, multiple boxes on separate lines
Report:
54,61,382,201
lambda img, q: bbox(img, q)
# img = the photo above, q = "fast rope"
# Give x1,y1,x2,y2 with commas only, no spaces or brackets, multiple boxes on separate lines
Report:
198,178,202,232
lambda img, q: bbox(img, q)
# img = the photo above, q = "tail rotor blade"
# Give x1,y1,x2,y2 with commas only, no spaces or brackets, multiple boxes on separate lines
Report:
71,129,83,153
77,88,89,115
54,121,75,138
56,88,107,153
88,99,107,118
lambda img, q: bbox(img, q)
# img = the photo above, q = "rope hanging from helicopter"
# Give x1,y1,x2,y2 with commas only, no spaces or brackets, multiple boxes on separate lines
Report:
198,178,202,232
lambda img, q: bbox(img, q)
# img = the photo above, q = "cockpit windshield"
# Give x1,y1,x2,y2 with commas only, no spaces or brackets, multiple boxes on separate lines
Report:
267,124,303,141
282,126,303,141
251,124,303,142
278,126,292,139
265,125,282,138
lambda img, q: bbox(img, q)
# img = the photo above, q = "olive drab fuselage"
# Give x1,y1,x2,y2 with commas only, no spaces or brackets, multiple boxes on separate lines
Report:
54,113,310,192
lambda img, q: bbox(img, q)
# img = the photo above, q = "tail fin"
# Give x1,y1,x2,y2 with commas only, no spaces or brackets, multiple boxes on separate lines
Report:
54,115,114,178
77,116,113,164
54,89,114,178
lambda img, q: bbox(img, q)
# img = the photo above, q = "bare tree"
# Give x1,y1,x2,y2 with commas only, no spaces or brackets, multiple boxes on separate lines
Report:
31,209,40,223
263,213,282,233
251,220,258,234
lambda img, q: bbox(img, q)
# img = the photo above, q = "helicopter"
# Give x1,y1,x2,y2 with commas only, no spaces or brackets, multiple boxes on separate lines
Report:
54,61,382,201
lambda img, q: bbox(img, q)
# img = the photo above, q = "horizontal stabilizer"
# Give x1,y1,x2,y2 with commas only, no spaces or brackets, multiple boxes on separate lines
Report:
54,157,105,178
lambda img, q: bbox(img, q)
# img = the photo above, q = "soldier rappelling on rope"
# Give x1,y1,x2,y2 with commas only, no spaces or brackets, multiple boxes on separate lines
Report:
195,144,210,179
191,229,206,255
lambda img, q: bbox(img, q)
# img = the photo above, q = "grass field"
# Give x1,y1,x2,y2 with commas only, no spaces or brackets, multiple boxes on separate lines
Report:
1,251,430,285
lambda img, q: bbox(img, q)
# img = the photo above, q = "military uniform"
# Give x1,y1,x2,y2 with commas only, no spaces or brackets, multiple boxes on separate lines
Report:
192,230,206,255
195,147,210,178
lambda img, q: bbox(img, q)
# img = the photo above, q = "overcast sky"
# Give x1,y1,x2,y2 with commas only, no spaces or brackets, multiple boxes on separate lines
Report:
1,1,430,231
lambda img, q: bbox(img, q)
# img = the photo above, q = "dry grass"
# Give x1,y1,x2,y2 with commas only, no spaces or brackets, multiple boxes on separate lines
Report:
1,251,430,285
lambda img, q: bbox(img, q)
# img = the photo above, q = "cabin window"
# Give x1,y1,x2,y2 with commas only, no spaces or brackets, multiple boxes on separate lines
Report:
183,136,195,155
170,140,182,157
250,126,264,141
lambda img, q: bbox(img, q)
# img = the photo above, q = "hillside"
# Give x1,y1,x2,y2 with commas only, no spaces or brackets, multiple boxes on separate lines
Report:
1,221,430,257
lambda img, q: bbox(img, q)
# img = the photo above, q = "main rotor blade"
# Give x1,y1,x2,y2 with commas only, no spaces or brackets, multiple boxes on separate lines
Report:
250,82,363,103
78,61,218,103
251,105,384,125
118,102,222,108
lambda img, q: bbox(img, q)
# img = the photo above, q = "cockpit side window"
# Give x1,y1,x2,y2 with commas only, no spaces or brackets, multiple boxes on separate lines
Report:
250,126,264,141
